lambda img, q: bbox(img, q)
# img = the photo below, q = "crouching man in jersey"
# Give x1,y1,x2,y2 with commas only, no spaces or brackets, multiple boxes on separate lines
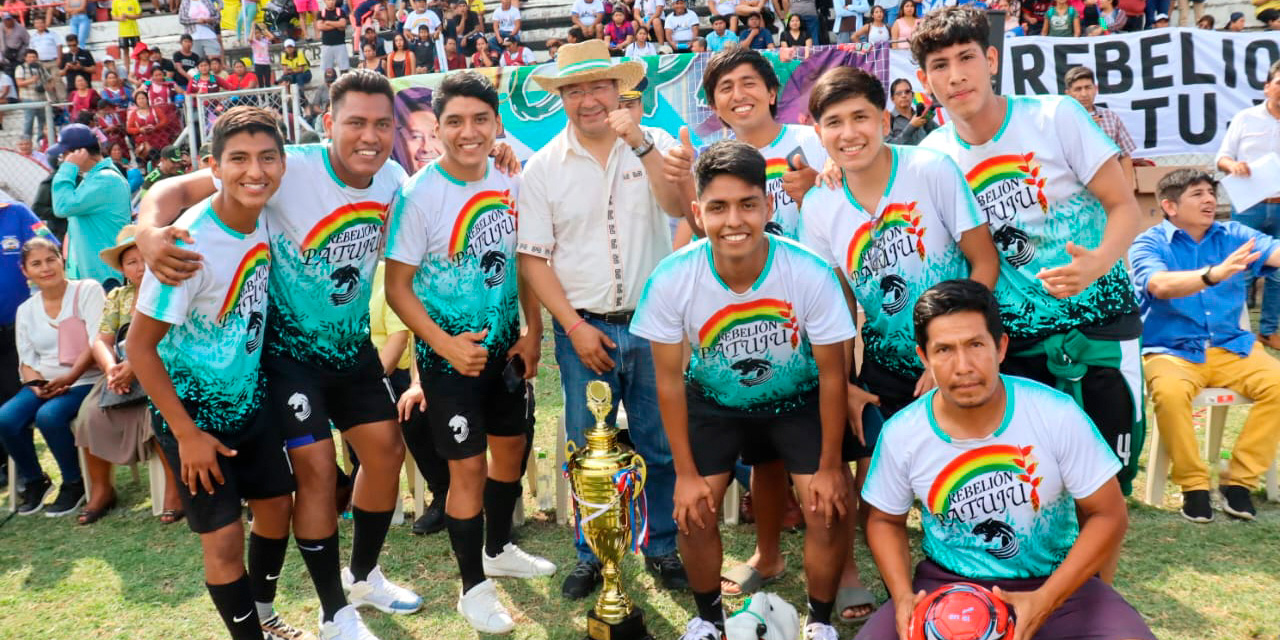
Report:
632,140,854,640
855,279,1155,640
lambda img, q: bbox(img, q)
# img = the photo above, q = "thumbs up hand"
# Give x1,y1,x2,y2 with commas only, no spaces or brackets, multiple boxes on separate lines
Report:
663,125,697,186
782,152,817,206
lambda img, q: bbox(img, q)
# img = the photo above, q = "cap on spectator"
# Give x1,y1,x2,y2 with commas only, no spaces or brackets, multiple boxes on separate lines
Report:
103,54,115,61
98,225,138,273
620,76,648,102
161,145,184,162
284,38,297,47
47,124,98,158
532,40,645,93
1154,12,1169,21
133,42,149,57
150,44,161,52
1229,11,1245,21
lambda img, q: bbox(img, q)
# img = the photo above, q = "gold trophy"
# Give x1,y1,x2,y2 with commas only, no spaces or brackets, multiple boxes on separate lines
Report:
566,381,652,640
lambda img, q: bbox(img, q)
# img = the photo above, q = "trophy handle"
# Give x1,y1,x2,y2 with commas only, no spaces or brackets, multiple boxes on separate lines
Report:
630,453,647,495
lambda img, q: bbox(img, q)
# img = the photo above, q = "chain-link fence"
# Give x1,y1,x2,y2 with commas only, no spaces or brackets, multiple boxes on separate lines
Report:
0,103,58,206
0,102,58,147
187,85,306,152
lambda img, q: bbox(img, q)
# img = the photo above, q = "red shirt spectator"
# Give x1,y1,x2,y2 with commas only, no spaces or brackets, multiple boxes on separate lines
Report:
219,61,259,91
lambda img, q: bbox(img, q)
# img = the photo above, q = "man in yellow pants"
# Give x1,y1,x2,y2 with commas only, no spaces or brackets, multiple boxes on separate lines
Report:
1130,168,1280,523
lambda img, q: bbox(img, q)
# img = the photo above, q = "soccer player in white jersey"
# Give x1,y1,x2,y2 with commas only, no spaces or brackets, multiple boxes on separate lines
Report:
855,279,1155,640
135,70,418,640
661,45,841,610
634,140,854,640
384,71,554,635
127,107,303,640
666,48,826,242
912,6,1144,525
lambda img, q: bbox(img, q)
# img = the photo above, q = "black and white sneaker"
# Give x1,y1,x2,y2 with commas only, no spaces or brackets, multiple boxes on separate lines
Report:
1180,490,1214,523
1220,485,1256,520
45,480,86,517
16,474,54,515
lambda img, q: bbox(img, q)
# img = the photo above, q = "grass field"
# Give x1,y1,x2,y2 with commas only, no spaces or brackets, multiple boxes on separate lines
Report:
1,333,1279,640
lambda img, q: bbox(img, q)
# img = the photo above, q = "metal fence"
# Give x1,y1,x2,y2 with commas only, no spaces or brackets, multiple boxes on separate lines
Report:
187,85,308,153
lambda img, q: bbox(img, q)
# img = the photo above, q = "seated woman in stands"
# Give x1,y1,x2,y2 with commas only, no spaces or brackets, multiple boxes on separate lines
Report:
73,228,184,525
127,89,173,162
0,238,104,518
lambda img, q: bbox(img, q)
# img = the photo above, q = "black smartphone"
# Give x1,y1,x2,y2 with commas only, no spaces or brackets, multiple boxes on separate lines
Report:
503,355,526,393
914,101,926,117
23,379,46,387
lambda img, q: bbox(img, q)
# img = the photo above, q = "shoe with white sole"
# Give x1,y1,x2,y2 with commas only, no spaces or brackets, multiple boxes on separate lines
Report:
262,613,318,640
318,605,379,640
483,542,557,578
342,565,422,614
457,579,514,634
804,622,839,640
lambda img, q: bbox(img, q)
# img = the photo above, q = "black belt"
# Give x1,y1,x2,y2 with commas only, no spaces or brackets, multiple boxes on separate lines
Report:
576,309,634,325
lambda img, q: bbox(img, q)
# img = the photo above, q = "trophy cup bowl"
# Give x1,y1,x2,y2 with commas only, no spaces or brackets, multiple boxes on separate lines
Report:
566,381,652,640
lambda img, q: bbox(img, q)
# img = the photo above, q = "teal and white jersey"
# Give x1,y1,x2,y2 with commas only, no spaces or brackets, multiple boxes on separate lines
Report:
385,161,520,374
862,375,1121,580
709,124,828,240
630,236,855,412
799,145,984,379
920,95,1136,340
136,199,271,435
262,144,407,369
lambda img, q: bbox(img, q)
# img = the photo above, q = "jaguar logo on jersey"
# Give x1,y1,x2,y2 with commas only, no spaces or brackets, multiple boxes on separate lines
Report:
846,203,925,284
481,251,507,287
246,311,265,354
972,519,1019,559
992,225,1036,268
927,444,1043,525
880,274,910,315
449,189,516,265
329,265,361,305
698,299,798,361
967,153,1048,224
730,358,774,387
300,202,388,266
217,243,270,324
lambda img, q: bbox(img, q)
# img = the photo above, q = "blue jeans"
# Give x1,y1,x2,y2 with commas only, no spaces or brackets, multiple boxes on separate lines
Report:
22,101,47,140
1233,201,1280,335
1145,0,1170,27
70,14,92,47
0,384,92,485
882,5,899,28
552,317,677,561
798,14,823,44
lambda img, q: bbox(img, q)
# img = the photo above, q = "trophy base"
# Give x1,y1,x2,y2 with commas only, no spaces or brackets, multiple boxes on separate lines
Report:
585,607,653,640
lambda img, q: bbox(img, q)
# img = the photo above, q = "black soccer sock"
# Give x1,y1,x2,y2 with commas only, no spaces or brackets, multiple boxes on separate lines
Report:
349,506,394,582
206,574,263,640
808,595,835,626
445,513,486,593
296,532,347,622
693,589,725,627
483,478,522,557
247,532,289,621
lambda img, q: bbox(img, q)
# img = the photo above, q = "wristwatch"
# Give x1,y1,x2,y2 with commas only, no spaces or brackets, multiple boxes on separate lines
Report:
631,132,655,158
1201,265,1216,286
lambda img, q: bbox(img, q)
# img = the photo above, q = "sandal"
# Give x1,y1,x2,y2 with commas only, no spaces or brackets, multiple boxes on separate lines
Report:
835,586,878,624
159,509,185,525
77,495,118,526
720,563,786,597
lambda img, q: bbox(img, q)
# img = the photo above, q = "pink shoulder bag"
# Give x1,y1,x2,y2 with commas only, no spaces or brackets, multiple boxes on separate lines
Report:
57,282,90,367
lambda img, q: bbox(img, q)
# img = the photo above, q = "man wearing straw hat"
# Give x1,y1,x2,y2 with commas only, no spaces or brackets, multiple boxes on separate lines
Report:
518,40,692,600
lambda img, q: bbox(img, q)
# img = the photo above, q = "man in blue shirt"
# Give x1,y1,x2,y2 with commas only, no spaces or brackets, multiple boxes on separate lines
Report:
49,124,131,289
1130,168,1280,524
0,200,58,486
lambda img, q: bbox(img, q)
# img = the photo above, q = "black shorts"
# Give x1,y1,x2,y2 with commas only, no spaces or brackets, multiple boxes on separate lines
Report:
687,388,831,476
119,36,140,53
266,346,398,450
152,409,295,534
422,359,533,461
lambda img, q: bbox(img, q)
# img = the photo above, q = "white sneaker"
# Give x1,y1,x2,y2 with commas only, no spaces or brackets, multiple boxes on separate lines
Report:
680,617,723,640
457,579,515,634
483,542,557,578
803,622,839,640
318,605,379,640
342,566,423,615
